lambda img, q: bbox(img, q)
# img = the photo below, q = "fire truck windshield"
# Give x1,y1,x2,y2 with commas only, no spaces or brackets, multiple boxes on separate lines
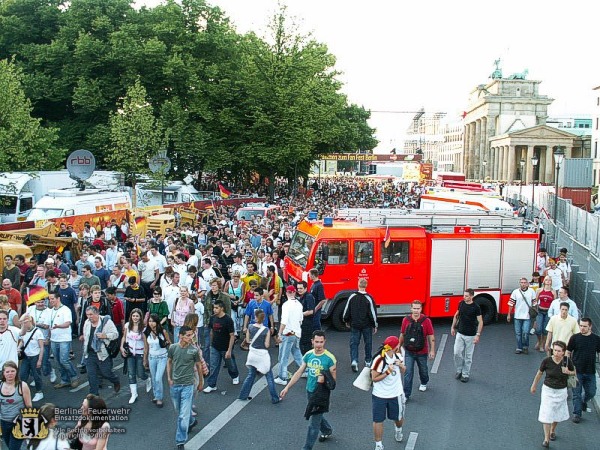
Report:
288,230,314,268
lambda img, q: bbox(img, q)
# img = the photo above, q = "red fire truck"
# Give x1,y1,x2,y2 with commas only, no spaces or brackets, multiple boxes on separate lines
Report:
284,209,538,330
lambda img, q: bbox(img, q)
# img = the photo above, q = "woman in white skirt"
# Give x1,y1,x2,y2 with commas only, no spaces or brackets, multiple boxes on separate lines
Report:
530,340,575,448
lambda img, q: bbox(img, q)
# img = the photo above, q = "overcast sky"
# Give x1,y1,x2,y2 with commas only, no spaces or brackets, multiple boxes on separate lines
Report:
141,0,600,152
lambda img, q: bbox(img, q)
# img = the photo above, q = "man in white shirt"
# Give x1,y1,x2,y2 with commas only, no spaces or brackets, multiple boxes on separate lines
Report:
507,278,537,354
48,291,80,388
173,253,189,287
544,259,564,291
163,272,181,314
105,240,120,272
275,285,305,385
0,310,20,369
149,245,167,275
27,299,55,382
138,251,159,299
547,286,579,321
201,258,218,284
230,253,247,277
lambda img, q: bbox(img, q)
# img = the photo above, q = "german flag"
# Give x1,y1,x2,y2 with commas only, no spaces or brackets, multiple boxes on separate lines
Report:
218,183,231,199
134,215,147,229
384,225,391,248
26,285,49,306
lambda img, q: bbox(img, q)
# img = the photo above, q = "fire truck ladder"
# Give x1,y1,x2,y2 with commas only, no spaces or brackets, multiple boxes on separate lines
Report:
335,209,527,232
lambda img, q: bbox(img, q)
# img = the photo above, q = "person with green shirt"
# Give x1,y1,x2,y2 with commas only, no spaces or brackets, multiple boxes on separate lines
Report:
280,330,337,450
167,326,203,450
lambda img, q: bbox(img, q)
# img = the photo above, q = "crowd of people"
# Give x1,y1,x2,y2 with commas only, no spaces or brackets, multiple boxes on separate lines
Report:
0,178,598,450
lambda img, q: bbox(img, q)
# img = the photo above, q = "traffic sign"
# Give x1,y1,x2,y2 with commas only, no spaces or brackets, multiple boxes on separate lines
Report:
149,154,171,174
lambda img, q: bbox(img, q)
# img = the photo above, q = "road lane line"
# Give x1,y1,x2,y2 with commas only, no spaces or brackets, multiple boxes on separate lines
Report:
405,432,418,450
189,363,282,449
430,334,447,374
69,363,124,392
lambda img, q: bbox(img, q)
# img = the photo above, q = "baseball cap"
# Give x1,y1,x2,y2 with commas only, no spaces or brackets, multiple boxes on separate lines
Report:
45,258,55,264
383,336,399,349
286,285,297,293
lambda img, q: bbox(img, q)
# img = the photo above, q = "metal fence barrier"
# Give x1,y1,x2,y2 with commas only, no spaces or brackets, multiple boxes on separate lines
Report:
507,189,600,329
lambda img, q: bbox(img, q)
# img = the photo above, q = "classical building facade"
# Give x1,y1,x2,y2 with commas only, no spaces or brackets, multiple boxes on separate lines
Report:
462,76,553,181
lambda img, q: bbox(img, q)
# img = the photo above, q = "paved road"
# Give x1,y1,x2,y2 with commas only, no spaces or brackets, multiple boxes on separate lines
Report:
36,319,600,449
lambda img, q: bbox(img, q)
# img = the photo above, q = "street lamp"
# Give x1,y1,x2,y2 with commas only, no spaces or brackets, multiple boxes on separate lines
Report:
531,153,539,220
519,158,526,200
553,147,565,241
482,160,487,181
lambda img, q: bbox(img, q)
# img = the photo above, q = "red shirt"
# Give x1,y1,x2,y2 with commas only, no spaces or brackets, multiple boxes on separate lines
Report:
111,299,125,325
400,314,435,355
0,288,21,312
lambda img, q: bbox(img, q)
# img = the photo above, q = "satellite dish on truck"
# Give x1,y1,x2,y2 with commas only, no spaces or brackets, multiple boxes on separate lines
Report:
66,149,96,190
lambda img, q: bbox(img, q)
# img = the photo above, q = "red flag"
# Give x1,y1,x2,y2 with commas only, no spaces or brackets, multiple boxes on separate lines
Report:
384,226,391,248
218,183,231,199
462,111,467,119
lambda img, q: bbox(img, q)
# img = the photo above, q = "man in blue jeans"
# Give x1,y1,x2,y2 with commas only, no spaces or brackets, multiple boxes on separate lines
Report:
167,326,203,450
275,284,305,385
48,291,79,388
280,330,337,450
203,300,239,392
567,318,600,423
399,300,436,400
342,278,378,372
507,278,537,354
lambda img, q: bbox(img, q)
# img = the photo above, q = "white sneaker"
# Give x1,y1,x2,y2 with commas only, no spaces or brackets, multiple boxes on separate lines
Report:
146,378,152,393
529,328,536,335
49,370,57,383
419,384,427,392
232,377,239,385
203,386,217,393
274,377,288,386
375,443,384,450
32,392,44,402
395,427,404,442
30,381,36,388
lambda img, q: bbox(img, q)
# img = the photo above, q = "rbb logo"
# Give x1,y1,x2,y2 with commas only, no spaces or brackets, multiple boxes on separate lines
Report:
70,156,93,165
66,150,96,180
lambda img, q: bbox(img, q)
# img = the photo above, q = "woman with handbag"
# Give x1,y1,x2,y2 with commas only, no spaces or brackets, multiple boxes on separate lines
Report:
530,340,576,448
0,361,32,450
238,309,280,404
535,278,556,353
143,314,171,408
121,308,149,404
69,394,111,450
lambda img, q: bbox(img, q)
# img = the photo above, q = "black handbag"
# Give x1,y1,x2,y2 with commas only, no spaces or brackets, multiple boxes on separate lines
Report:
18,328,38,361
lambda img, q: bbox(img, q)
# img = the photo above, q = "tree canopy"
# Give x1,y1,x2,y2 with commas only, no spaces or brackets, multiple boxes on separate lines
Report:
0,0,377,184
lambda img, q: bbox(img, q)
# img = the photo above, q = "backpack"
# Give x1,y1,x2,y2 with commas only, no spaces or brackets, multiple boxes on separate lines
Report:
404,316,426,352
100,316,120,358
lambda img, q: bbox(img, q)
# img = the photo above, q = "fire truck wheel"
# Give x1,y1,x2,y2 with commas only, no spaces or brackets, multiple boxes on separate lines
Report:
331,299,349,332
473,295,497,325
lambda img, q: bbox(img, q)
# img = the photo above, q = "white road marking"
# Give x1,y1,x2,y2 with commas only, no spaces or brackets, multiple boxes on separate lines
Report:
69,363,124,392
430,334,447,374
189,363,282,448
405,432,419,450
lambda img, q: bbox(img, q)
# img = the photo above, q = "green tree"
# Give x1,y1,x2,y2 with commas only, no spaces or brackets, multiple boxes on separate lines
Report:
107,79,161,186
0,59,63,171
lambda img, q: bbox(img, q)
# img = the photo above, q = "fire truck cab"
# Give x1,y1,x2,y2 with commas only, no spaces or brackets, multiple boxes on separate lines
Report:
284,209,538,331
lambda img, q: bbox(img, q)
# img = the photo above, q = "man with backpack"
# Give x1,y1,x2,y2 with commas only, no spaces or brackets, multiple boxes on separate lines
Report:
343,278,378,372
80,305,121,395
398,300,435,401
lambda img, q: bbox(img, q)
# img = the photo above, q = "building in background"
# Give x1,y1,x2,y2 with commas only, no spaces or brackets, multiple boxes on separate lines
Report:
403,109,446,168
437,121,464,173
592,86,600,186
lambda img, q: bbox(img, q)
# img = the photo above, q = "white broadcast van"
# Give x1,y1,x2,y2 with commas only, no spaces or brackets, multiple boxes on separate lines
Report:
0,171,123,222
27,189,132,221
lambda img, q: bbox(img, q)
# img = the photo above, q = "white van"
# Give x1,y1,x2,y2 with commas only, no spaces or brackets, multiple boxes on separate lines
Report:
27,189,131,220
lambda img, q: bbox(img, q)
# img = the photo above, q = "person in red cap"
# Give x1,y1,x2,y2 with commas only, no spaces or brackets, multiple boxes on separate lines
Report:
370,336,406,450
274,284,305,385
